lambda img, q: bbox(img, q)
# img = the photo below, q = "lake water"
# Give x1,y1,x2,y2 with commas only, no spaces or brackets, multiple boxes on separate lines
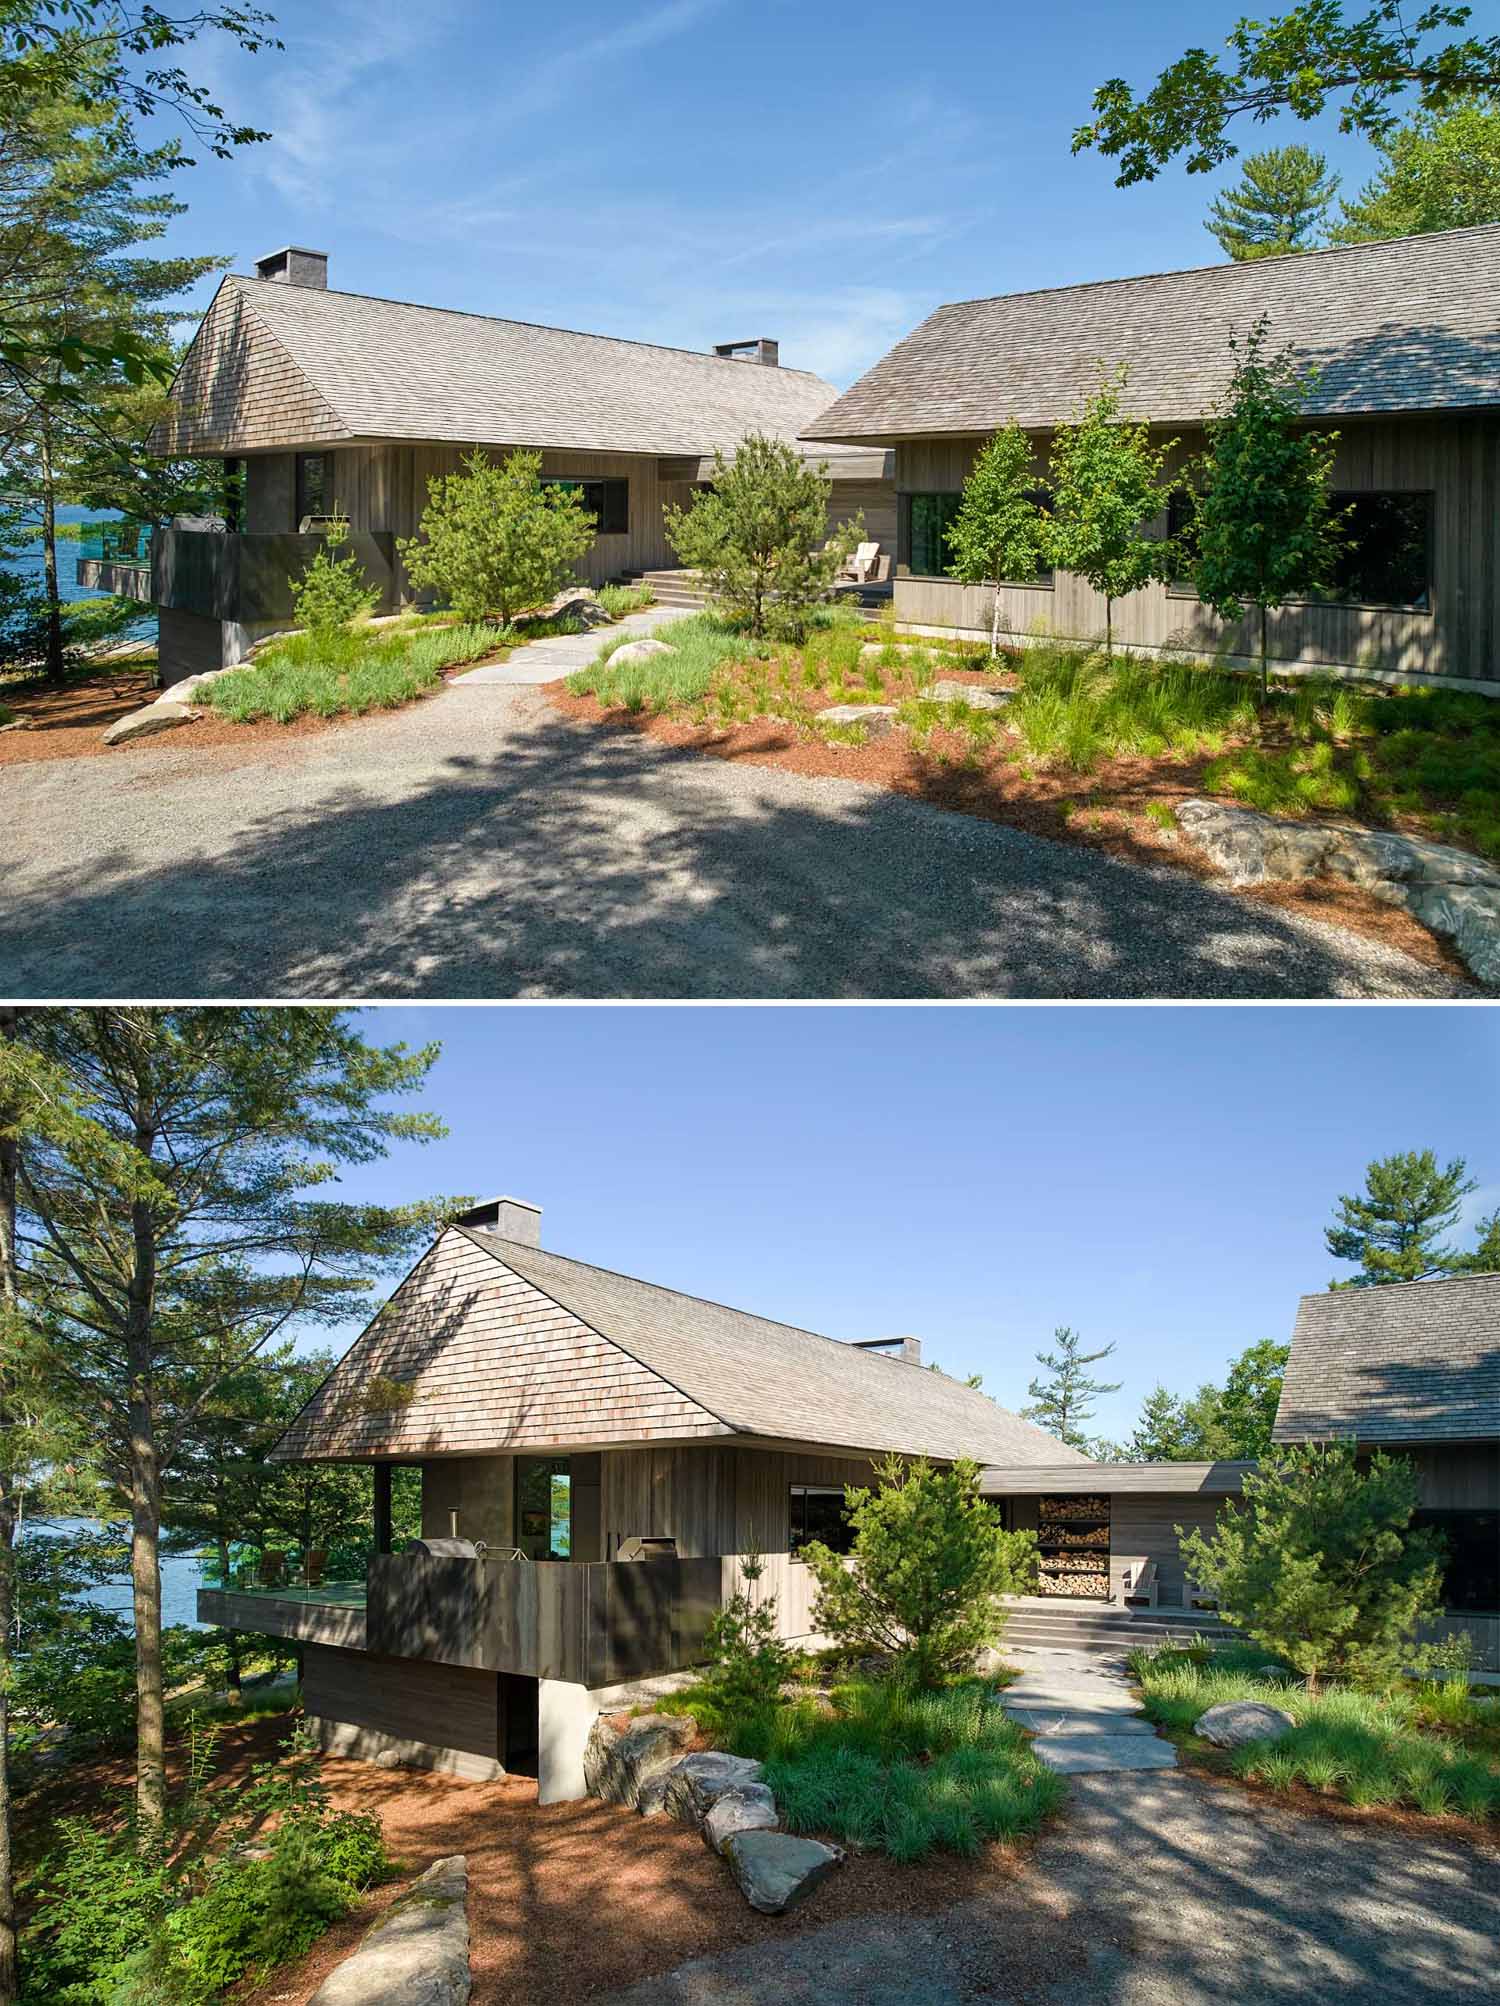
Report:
6,504,154,639
22,1517,209,1631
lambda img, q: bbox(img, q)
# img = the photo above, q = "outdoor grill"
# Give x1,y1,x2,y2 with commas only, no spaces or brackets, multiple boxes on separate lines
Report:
616,1535,678,1561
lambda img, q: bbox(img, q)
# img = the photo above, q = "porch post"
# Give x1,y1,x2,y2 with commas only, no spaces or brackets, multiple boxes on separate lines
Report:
374,1463,393,1555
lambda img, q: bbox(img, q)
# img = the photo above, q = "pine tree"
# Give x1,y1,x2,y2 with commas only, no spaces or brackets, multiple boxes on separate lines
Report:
1325,1149,1481,1286
1191,318,1342,699
1042,369,1177,654
1206,145,1340,258
1021,1326,1121,1452
1335,97,1500,241
944,422,1047,657
399,449,598,626
2,1008,453,1840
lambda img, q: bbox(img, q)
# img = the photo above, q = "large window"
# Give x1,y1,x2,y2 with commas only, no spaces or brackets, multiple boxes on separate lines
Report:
1323,492,1433,610
516,1456,572,1560
1414,1509,1499,1613
1167,486,1433,610
543,476,629,536
295,452,329,526
905,491,1052,583
789,1485,855,1559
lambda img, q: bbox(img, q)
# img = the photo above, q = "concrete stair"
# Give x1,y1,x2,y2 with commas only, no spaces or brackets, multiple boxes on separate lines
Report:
1003,1601,1239,1656
625,569,710,610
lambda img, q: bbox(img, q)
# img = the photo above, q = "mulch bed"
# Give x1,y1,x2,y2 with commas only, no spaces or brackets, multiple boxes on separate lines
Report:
547,686,1470,981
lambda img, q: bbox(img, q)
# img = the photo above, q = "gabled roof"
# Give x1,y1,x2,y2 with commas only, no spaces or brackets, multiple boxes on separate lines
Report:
802,224,1500,443
151,273,845,458
456,1230,1082,1465
1273,1271,1500,1446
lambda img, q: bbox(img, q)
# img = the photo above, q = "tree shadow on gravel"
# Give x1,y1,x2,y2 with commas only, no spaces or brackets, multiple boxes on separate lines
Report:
0,705,1462,1000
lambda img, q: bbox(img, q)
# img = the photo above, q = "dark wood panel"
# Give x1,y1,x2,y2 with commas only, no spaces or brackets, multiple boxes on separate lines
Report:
303,1643,499,1759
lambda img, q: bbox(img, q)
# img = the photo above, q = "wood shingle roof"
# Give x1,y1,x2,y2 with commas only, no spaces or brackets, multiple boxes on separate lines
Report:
157,274,848,458
1273,1272,1500,1446
802,224,1500,443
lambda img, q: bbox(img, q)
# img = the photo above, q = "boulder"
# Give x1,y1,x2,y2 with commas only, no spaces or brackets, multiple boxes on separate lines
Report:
1408,881,1500,989
1194,1700,1296,1749
723,1830,843,1916
165,669,230,702
607,638,675,667
928,679,1012,709
543,588,612,628
583,1712,696,1809
661,1750,766,1831
636,1771,671,1817
815,703,899,739
703,1782,779,1854
103,700,199,746
308,1853,470,2006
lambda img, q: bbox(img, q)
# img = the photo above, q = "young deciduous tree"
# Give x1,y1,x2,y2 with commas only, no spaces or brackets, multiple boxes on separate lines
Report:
1215,1338,1292,1456
1074,2,1500,187
1334,95,1500,239
1021,1326,1121,1452
1206,144,1340,256
1324,1147,1496,1286
944,422,1047,658
1191,318,1342,698
1177,1439,1445,1690
1125,1339,1290,1462
663,432,859,639
802,1455,1035,1686
1041,371,1177,655
399,450,597,625
2,1008,452,1841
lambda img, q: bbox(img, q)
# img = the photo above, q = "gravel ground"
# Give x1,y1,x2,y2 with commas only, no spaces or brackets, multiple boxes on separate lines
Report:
607,1768,1500,2006
0,681,1464,998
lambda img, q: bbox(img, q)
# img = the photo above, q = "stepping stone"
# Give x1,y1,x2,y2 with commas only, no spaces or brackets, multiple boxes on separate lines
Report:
1003,1687,1144,1715
1006,1708,1158,1737
1033,1735,1180,1775
815,703,899,738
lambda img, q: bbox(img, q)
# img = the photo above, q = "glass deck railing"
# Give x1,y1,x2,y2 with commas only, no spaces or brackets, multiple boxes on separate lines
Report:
76,519,155,568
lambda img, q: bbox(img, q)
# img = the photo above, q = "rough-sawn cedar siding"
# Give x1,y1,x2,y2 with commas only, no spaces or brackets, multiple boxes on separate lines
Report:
149,283,348,456
273,1230,728,1461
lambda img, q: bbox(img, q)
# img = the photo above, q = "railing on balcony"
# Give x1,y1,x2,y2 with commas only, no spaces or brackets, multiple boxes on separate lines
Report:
77,517,156,569
154,527,399,624
199,1550,724,1688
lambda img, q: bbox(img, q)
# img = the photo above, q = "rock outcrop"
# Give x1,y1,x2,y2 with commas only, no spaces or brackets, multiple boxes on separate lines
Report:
583,1712,695,1809
308,1854,470,2006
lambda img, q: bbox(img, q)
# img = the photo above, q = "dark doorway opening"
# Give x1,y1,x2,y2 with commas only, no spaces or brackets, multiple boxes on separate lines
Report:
499,1673,539,1776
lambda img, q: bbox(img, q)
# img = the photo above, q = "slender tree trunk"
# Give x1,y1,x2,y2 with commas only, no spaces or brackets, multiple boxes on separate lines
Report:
0,1007,21,2002
39,430,64,684
990,581,1002,661
1105,597,1113,658
1259,602,1269,705
127,1158,166,1840
215,1534,242,1696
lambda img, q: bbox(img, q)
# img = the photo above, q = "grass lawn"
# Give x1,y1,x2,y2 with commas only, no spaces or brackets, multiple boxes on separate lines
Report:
1131,1645,1500,1826
656,1667,1063,1862
565,614,1499,868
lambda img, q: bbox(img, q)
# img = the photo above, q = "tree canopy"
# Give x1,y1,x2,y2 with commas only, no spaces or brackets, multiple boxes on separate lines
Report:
944,422,1047,656
1334,93,1500,238
1326,1148,1500,1285
1206,143,1340,256
1021,1326,1121,1454
1074,3,1500,187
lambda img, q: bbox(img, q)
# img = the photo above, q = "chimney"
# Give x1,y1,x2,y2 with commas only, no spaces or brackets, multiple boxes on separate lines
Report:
255,245,329,289
853,1336,922,1366
714,337,779,367
453,1196,542,1246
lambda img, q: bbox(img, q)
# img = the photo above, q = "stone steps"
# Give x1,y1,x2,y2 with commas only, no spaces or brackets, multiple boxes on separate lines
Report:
1004,1606,1238,1655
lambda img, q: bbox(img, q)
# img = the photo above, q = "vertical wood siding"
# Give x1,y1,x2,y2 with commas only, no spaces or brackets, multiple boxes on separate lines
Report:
893,418,1500,680
302,1642,499,1759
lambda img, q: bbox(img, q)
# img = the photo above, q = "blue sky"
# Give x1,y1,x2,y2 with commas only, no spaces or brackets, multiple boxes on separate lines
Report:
152,0,1408,386
307,1005,1500,1446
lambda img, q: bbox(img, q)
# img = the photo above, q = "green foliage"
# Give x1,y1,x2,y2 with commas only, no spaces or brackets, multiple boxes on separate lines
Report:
1335,94,1500,239
1021,1326,1121,1451
945,423,1047,656
1131,1645,1500,1822
1073,3,1500,187
1191,318,1342,694
22,1730,388,2005
700,1548,792,1713
664,433,859,639
1177,1440,1446,1690
399,449,598,625
1005,643,1259,770
1041,370,1177,652
595,582,656,618
287,517,379,641
1126,1338,1290,1461
566,611,757,711
205,621,505,723
1324,1147,1497,1285
802,1455,1035,1687
1206,143,1340,256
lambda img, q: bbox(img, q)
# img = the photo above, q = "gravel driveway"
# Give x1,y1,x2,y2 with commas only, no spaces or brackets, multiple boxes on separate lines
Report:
608,1770,1500,2006
0,681,1463,998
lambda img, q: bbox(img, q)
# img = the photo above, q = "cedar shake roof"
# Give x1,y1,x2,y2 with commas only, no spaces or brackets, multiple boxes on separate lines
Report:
151,272,847,458
1273,1272,1500,1446
978,1462,1254,1495
802,224,1500,443
273,1224,1082,1466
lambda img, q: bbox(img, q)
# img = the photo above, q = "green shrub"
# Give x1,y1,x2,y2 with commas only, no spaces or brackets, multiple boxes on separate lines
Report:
699,1548,791,1713
287,517,380,641
596,582,655,618
399,448,597,624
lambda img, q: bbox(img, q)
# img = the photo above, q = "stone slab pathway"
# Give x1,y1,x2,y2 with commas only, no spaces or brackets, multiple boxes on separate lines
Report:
453,603,695,684
1002,1647,1178,1776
